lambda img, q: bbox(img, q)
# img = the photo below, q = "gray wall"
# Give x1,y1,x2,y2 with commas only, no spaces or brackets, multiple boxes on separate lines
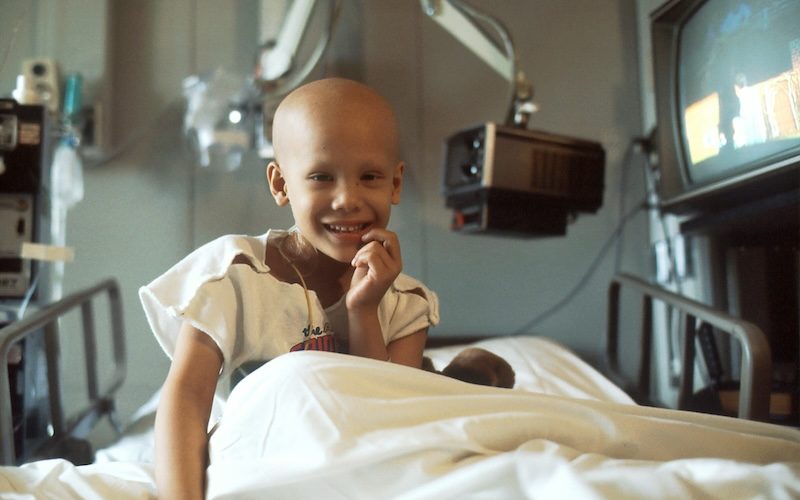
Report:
2,0,648,422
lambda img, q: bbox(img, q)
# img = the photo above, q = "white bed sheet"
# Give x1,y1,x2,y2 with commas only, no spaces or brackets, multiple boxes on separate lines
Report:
0,337,798,499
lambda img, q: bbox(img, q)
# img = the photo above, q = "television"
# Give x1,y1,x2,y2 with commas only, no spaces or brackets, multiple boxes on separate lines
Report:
651,0,800,215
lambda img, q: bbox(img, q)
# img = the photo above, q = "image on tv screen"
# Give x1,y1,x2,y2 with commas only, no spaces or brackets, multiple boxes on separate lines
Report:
678,0,800,184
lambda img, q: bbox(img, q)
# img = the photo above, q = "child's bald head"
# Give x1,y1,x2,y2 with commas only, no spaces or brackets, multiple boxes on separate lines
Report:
266,79,406,262
272,78,401,166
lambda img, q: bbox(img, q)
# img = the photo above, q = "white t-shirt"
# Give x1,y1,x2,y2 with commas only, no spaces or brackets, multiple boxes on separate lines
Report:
139,230,440,379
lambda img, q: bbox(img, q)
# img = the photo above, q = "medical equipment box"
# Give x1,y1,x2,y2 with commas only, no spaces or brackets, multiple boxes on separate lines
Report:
442,122,605,237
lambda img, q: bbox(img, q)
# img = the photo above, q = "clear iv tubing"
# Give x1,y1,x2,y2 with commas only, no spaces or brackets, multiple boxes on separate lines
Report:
50,73,85,300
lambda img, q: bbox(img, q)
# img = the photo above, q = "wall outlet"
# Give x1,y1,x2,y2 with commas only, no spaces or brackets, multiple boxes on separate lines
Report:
20,58,61,115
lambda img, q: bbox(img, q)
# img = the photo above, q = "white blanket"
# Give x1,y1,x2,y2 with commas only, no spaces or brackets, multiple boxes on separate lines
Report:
206,351,800,499
2,340,799,499
0,460,156,499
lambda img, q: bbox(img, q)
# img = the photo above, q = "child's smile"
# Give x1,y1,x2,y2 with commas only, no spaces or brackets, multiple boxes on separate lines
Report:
322,220,371,249
323,222,371,235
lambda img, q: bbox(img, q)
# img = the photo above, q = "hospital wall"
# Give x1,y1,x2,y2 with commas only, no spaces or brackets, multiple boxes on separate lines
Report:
1,0,648,420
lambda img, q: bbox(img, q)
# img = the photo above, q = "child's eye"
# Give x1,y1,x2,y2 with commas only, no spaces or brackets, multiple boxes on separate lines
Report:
361,172,384,182
308,173,333,182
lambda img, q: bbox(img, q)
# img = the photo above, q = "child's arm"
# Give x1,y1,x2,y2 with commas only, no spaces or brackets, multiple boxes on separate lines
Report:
155,321,223,500
347,229,426,367
387,328,428,367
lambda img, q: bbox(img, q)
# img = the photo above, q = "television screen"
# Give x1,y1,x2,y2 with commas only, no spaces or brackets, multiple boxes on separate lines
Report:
678,0,800,186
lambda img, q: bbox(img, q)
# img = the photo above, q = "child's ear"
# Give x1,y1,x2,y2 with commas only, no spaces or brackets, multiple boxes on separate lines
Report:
267,162,290,206
391,161,404,205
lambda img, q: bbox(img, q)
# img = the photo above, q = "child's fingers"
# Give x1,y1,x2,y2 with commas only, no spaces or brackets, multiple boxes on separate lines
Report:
348,238,403,309
361,229,402,263
352,241,394,274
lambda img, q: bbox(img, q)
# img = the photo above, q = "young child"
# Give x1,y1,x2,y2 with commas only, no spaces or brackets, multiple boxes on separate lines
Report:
139,78,439,499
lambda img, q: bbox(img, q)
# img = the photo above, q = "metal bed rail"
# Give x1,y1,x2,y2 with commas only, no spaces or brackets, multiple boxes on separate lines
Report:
606,273,772,422
0,278,126,465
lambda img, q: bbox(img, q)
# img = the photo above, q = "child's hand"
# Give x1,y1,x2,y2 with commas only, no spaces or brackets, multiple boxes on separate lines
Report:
346,229,402,312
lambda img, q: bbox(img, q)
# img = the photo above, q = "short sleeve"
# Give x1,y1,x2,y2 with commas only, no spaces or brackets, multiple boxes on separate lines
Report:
380,274,440,344
139,267,241,371
138,233,270,374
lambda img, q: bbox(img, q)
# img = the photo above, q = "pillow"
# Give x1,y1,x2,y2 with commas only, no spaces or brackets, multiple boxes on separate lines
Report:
425,335,635,405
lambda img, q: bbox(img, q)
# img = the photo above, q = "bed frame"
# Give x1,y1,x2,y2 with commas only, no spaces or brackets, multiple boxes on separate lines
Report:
0,273,773,465
605,273,772,422
0,279,126,465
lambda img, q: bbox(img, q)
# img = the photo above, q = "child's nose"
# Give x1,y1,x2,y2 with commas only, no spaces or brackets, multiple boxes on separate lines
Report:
331,183,362,212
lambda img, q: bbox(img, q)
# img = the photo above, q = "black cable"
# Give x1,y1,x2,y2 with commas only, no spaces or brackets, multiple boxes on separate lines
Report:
636,132,683,293
637,130,686,382
512,133,654,334
83,98,181,168
512,199,648,334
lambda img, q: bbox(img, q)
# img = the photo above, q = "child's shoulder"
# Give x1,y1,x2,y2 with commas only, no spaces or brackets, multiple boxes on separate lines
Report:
392,273,437,301
142,232,273,306
188,232,272,263
386,273,440,329
201,231,268,251
392,273,427,291
159,232,272,282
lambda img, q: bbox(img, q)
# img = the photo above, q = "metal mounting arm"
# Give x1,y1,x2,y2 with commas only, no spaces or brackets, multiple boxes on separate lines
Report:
256,0,317,82
420,0,537,127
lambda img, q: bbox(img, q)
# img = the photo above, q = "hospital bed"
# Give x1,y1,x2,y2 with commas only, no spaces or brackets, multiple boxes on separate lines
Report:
0,274,798,498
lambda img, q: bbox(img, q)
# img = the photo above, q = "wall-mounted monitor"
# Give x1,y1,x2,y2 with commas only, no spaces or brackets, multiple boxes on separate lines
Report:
651,0,800,215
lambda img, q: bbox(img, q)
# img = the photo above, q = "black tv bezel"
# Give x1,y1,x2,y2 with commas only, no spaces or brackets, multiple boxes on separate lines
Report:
650,0,800,215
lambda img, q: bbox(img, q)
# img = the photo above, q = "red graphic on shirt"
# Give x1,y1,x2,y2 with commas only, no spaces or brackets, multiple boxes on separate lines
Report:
290,333,338,353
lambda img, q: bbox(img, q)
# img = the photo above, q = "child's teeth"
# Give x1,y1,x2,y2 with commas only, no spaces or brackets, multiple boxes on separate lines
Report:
330,224,363,232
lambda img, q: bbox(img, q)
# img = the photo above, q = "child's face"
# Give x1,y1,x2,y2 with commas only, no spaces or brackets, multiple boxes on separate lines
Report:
269,86,403,263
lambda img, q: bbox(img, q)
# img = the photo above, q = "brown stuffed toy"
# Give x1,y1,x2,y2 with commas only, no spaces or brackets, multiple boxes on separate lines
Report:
423,348,515,389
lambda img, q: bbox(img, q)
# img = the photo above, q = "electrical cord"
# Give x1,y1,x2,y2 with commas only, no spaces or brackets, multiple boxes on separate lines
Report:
83,98,183,168
512,198,648,334
0,268,40,320
637,132,683,293
512,134,657,334
636,131,686,381
15,270,39,320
